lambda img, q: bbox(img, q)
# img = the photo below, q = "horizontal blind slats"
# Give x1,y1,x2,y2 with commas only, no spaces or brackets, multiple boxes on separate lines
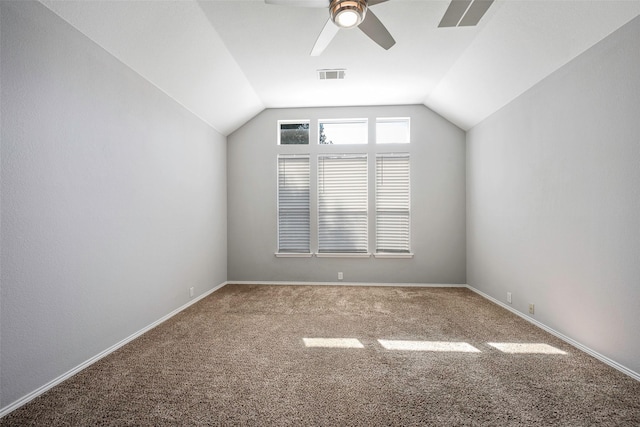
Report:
318,154,368,253
278,155,310,253
376,155,410,253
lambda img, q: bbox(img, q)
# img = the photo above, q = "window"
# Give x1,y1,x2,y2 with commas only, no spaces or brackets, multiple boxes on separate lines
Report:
376,117,410,144
277,155,310,253
318,119,367,145
276,116,412,258
318,154,368,254
376,154,410,253
278,120,309,145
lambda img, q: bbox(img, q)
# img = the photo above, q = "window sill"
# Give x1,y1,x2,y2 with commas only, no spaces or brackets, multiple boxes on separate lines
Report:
275,252,313,258
373,253,414,259
316,253,371,258
275,252,410,259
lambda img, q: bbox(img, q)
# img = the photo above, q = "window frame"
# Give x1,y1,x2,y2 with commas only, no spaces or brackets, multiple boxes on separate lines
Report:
374,153,413,258
274,115,413,259
318,118,368,145
276,154,312,257
317,153,370,256
277,119,310,146
376,117,410,145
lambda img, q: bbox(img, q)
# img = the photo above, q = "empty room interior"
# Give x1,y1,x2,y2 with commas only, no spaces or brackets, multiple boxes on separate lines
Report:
1,0,639,424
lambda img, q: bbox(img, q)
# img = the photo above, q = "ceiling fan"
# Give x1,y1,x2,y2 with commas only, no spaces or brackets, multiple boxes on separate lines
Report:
438,0,495,28
265,0,495,56
265,0,395,56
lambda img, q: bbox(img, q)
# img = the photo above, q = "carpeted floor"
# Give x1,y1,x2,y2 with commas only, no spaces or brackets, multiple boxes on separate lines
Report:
2,285,639,426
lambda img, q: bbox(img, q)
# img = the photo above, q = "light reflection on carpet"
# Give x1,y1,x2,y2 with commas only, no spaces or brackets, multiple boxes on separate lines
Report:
488,342,567,354
302,338,568,354
303,338,365,348
378,339,481,352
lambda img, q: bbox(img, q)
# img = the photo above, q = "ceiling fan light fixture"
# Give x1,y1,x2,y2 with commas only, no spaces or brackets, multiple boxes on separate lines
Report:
330,0,367,29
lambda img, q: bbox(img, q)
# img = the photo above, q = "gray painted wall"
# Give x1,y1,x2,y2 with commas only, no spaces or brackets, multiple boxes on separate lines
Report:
467,16,640,375
227,105,466,284
1,1,227,408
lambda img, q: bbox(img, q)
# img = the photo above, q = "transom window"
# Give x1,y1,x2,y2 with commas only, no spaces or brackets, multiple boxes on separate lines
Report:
278,120,310,145
376,117,410,144
318,118,368,145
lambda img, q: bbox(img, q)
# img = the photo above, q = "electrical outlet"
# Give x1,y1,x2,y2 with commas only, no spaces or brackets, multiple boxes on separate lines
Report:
529,303,535,315
189,287,194,298
338,272,343,280
507,292,512,304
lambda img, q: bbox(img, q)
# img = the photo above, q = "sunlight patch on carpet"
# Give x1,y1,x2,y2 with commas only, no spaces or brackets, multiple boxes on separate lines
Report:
303,338,365,348
488,343,567,354
377,340,481,352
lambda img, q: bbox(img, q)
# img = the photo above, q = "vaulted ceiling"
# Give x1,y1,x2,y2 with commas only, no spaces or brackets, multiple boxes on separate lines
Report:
41,0,640,135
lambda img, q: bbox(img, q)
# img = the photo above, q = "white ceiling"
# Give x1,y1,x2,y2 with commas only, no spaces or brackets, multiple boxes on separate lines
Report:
42,0,640,136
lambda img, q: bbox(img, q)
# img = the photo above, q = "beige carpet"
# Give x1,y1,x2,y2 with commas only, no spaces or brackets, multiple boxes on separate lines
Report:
2,285,639,426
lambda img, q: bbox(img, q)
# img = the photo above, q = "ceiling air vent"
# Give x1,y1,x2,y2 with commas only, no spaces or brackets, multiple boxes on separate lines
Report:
318,69,346,80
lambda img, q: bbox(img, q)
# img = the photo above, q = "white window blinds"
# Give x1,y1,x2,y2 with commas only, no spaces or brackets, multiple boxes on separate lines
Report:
376,154,410,253
277,155,310,253
318,154,368,253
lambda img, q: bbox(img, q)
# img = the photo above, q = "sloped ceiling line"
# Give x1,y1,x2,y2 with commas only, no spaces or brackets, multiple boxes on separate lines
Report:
39,0,640,134
40,0,265,136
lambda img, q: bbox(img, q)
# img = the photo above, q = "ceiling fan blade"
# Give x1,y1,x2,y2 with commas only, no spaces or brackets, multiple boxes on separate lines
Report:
458,0,494,26
310,19,340,56
265,0,328,8
367,0,389,5
358,10,395,50
438,0,471,28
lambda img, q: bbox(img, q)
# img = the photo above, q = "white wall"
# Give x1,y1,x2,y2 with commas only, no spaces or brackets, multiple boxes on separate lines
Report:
227,105,466,284
0,1,227,409
467,16,640,375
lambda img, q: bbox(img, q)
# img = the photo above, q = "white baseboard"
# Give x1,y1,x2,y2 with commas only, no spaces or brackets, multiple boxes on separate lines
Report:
227,281,467,288
4,281,636,418
0,282,227,418
466,284,640,382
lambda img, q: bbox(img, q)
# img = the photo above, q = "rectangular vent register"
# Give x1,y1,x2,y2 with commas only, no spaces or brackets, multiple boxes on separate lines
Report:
318,69,346,80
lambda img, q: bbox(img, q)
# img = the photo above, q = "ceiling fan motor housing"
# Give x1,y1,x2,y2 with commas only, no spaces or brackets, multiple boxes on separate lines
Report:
330,0,367,29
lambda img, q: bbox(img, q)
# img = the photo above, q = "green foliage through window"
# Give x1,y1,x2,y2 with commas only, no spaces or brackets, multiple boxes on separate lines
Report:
280,122,309,145
319,123,333,145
